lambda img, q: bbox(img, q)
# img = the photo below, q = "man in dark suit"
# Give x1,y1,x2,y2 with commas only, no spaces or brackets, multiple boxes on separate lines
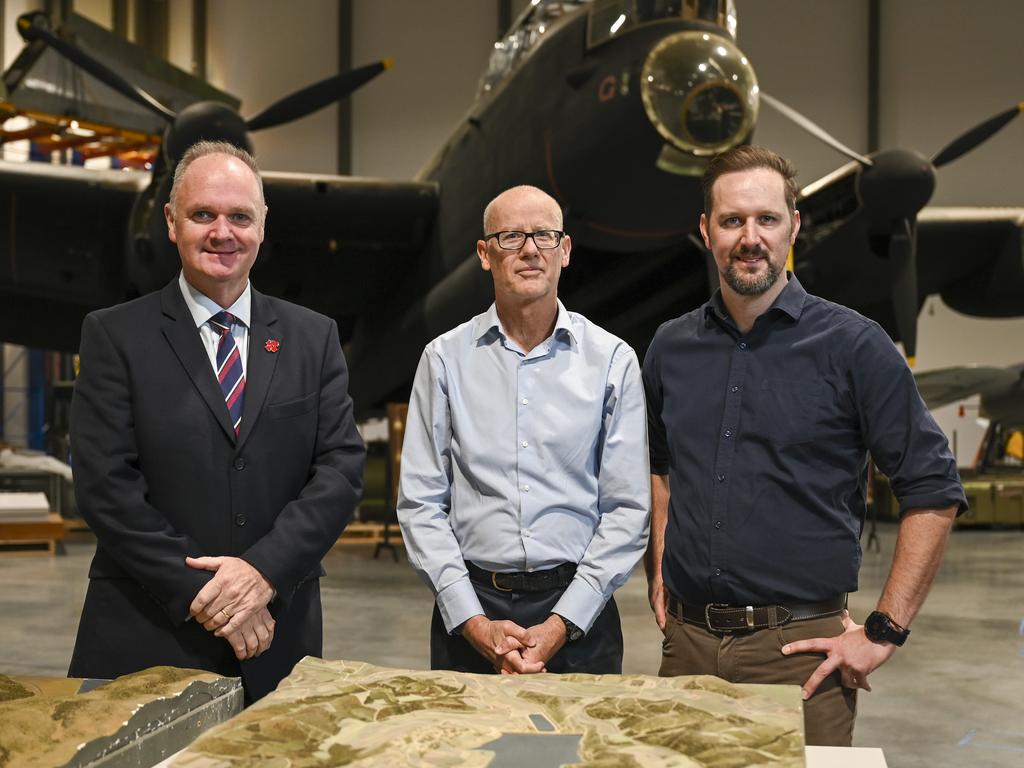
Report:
68,140,365,701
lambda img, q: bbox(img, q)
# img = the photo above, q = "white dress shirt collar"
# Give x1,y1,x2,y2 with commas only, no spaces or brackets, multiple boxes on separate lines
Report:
178,271,252,329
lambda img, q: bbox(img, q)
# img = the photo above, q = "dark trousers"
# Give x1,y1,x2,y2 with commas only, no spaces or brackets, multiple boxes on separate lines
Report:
660,610,856,746
430,579,623,675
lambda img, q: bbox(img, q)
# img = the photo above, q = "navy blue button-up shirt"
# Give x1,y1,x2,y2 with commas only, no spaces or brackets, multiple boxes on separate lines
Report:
643,275,966,607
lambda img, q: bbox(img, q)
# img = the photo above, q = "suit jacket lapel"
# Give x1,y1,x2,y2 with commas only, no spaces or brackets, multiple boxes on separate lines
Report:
160,280,238,443
238,289,280,449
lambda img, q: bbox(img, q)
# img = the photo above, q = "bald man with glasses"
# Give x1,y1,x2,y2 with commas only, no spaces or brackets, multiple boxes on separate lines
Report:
398,185,650,675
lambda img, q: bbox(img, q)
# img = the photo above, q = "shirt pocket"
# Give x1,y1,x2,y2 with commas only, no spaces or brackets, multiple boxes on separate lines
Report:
266,391,317,420
756,378,827,446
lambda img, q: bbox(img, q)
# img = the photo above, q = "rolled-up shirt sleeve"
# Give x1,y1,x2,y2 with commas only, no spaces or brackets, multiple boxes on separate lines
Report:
553,344,651,632
849,323,967,516
397,348,484,633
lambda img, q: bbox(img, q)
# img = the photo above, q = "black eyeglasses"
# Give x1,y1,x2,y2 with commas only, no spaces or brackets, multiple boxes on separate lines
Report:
483,230,565,250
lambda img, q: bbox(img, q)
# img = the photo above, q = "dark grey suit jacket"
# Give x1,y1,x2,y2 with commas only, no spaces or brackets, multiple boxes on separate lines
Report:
68,279,365,700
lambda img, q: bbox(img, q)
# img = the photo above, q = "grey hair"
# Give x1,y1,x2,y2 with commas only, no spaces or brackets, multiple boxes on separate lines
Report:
168,140,265,217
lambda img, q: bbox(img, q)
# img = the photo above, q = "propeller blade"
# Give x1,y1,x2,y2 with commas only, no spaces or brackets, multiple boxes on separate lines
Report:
931,103,1023,168
246,59,393,132
761,91,873,167
888,217,919,363
16,12,176,123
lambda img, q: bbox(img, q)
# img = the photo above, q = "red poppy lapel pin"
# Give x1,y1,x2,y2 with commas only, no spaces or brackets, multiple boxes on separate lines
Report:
265,339,281,353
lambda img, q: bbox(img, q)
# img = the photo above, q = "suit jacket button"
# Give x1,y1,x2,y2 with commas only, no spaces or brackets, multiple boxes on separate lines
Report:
235,514,247,527
234,458,245,470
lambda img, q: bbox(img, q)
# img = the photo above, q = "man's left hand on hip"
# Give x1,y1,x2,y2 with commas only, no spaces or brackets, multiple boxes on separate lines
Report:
781,609,898,699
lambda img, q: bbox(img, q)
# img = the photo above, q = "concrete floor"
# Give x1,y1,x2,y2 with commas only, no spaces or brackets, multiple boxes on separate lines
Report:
1,522,1021,767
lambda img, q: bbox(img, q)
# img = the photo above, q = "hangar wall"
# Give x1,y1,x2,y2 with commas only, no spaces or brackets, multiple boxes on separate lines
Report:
205,0,341,174
1,0,1019,459
737,0,1024,458
350,1,497,179
105,0,1024,461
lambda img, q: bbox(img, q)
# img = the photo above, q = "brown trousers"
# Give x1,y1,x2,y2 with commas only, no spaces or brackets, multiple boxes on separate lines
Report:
659,611,857,746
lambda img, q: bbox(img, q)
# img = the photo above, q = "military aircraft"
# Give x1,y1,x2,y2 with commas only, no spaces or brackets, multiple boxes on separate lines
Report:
915,361,1024,426
914,361,1024,472
0,1,1021,414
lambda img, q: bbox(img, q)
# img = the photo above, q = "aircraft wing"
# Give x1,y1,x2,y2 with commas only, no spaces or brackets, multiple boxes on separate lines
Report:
256,172,438,340
0,159,439,351
914,361,1024,424
793,159,1024,352
917,207,1024,317
0,159,144,350
914,364,1022,410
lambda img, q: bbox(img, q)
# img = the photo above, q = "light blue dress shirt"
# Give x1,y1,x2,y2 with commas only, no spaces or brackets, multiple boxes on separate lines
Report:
398,300,650,634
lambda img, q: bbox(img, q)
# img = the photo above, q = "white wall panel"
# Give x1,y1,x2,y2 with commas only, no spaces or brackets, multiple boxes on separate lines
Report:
735,0,869,186
167,0,194,74
350,0,495,179
879,0,1023,206
206,0,339,174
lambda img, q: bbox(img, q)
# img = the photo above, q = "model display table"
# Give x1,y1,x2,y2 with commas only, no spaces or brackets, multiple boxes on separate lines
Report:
0,667,242,767
172,658,806,766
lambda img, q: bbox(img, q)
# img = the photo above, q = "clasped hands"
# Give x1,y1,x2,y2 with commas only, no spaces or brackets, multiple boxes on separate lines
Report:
461,614,567,674
187,556,276,661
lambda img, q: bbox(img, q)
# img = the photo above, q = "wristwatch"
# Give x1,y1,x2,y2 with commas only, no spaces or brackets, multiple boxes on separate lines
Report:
864,611,910,646
555,614,584,643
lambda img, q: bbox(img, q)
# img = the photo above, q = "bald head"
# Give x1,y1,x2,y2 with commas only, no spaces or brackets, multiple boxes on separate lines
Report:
483,185,563,236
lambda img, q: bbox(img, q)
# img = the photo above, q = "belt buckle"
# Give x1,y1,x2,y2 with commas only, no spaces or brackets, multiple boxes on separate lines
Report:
704,603,729,632
491,572,513,592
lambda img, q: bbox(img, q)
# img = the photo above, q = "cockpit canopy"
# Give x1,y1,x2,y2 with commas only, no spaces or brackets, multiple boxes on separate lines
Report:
588,0,737,48
478,0,738,99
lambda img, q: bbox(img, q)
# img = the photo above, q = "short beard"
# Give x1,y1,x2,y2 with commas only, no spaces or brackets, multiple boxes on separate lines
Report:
722,255,782,296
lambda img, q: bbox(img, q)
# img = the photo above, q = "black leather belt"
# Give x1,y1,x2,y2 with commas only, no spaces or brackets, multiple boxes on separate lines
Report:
667,594,846,632
465,561,576,593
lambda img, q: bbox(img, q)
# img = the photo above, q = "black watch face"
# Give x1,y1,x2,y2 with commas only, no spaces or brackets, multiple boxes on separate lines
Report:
562,617,583,642
865,611,886,640
865,611,907,645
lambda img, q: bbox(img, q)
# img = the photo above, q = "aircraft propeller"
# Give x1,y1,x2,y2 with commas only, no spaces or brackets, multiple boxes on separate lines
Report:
16,11,391,162
931,102,1023,168
16,10,393,296
762,92,1021,362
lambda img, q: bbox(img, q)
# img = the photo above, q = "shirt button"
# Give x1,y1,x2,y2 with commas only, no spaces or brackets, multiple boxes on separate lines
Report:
731,386,739,393
723,430,732,438
521,398,529,405
715,520,723,529
234,514,247,527
522,484,530,492
739,342,747,349
523,530,531,538
714,568,722,576
233,457,245,470
716,474,725,482
521,440,529,448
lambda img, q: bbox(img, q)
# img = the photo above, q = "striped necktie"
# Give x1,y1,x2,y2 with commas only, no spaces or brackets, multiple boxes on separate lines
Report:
209,311,246,436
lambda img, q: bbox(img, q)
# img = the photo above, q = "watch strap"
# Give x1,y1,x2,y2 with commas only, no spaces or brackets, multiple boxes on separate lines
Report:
865,610,910,646
555,614,584,642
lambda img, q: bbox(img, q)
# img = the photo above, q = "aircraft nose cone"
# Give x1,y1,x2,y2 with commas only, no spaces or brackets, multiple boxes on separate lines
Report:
858,149,936,226
640,30,759,156
165,102,252,164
